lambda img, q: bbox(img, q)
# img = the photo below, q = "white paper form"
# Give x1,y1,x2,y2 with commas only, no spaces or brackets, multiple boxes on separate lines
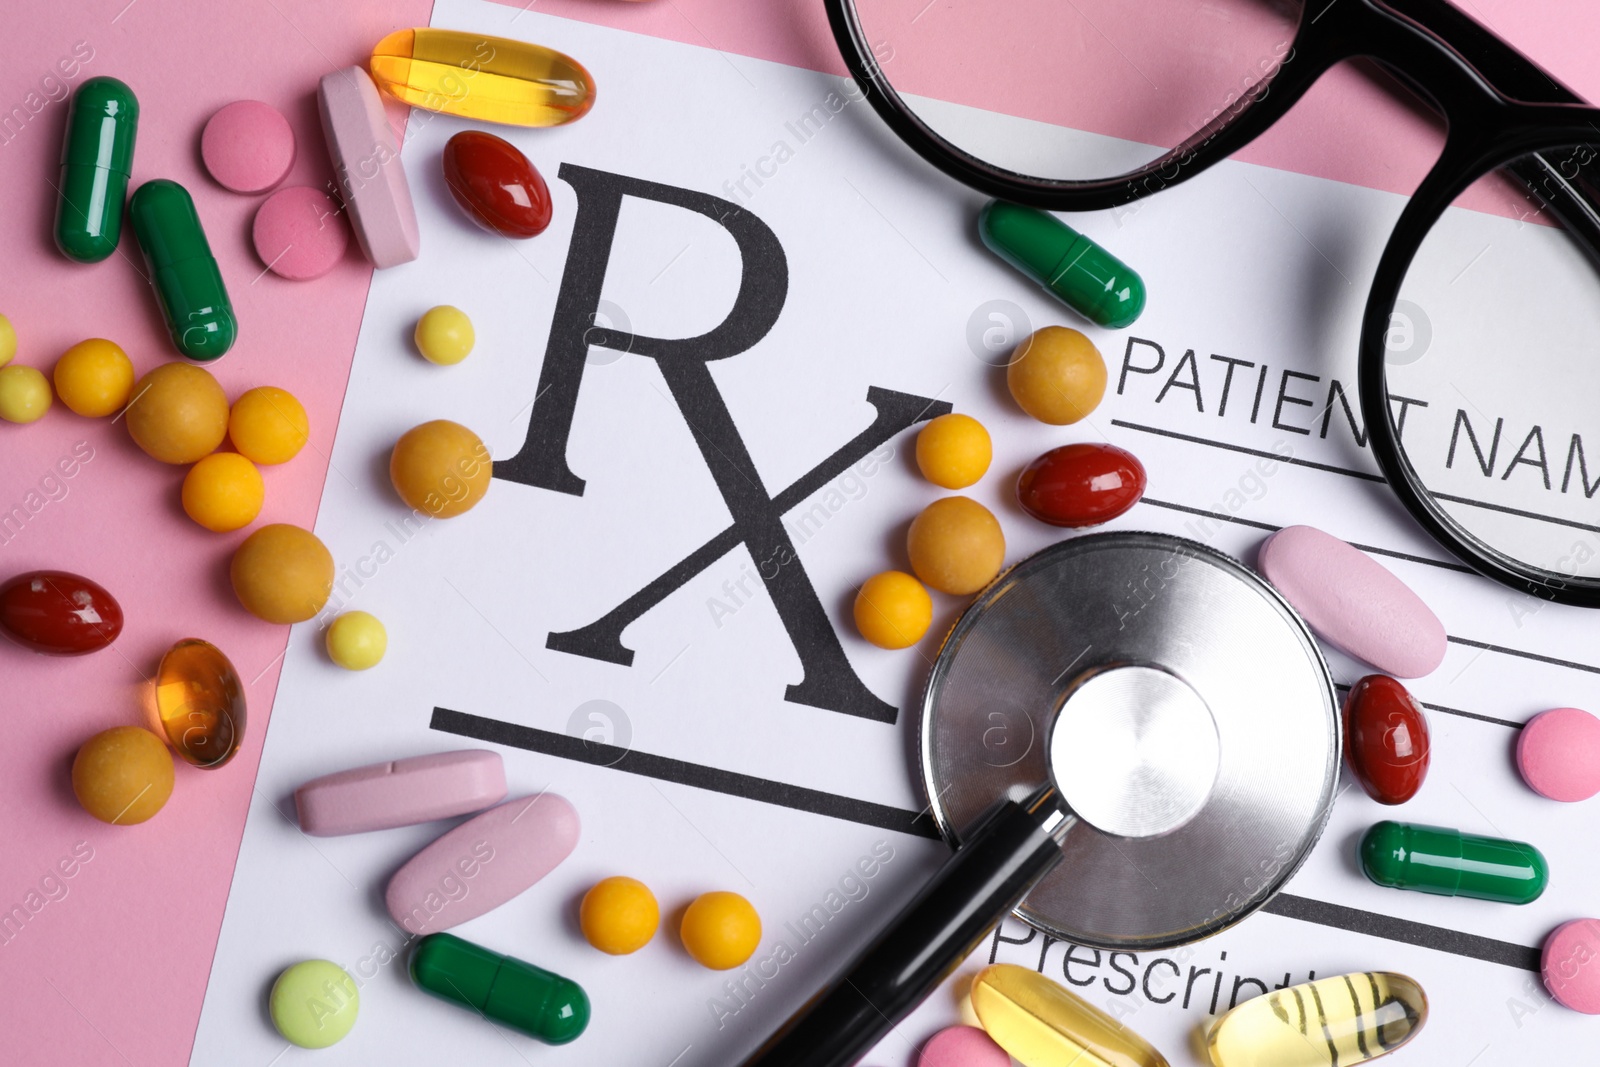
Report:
193,2,1599,1063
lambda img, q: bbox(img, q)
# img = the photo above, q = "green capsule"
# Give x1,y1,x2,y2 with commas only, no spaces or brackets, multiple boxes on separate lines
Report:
1360,820,1547,904
55,77,139,263
129,179,236,361
410,933,589,1044
978,200,1146,329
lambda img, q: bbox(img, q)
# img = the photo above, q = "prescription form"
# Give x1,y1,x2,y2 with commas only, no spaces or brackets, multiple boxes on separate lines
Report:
192,2,1598,1061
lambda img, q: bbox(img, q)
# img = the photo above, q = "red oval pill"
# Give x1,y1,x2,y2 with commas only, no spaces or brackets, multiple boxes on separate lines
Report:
1016,442,1146,528
442,131,552,239
1344,674,1431,805
0,570,124,655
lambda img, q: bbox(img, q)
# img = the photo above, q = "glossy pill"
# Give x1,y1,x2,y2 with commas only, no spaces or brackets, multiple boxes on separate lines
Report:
155,638,246,768
411,933,589,1043
916,413,991,489
1360,820,1547,904
0,570,123,654
371,29,596,128
54,338,134,417
1344,675,1430,805
252,186,348,280
581,876,660,955
125,362,230,464
228,386,309,465
55,77,139,263
907,496,1006,596
1017,442,1146,528
1517,707,1600,802
72,726,173,825
326,610,386,670
414,305,475,365
1006,327,1108,425
1542,918,1600,1014
182,453,264,532
0,365,52,423
854,570,933,649
979,200,1145,329
681,891,762,970
443,131,553,238
1207,971,1426,1067
971,963,1168,1067
390,419,492,518
318,67,420,268
295,750,507,836
230,524,334,624
129,179,236,360
201,100,294,194
920,1025,1010,1067
270,959,359,1048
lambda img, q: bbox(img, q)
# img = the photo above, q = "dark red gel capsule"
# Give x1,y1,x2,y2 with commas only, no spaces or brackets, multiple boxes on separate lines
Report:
1344,674,1431,805
442,131,552,239
1016,442,1146,528
0,570,124,655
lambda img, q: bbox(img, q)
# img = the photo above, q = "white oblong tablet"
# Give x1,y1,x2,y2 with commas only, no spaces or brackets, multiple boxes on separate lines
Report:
294,750,506,836
317,66,420,268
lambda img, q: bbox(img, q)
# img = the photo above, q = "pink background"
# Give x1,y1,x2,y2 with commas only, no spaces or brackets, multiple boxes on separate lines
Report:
0,1,1592,1063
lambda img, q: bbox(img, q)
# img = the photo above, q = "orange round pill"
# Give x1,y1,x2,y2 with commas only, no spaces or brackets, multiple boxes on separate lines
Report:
72,726,175,825
389,419,492,519
230,524,335,624
907,497,1006,595
125,363,230,464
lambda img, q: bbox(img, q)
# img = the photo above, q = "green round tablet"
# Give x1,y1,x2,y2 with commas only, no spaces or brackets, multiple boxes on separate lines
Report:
270,959,360,1049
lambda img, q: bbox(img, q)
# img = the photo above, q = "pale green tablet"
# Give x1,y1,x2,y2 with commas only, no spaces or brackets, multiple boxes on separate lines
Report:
269,959,359,1049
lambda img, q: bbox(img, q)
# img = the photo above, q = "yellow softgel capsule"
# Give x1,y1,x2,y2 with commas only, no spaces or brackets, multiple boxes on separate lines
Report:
0,365,52,423
916,413,992,489
414,305,475,365
680,891,761,970
229,386,309,465
581,876,660,955
326,611,387,670
125,362,229,464
1207,972,1427,1067
370,29,595,127
182,453,265,532
906,496,1006,596
390,419,492,518
0,313,15,367
71,726,175,825
54,338,135,417
231,523,335,624
1006,326,1108,425
853,571,932,650
972,964,1170,1067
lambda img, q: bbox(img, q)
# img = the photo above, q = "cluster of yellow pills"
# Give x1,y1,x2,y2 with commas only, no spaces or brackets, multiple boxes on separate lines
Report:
579,878,761,971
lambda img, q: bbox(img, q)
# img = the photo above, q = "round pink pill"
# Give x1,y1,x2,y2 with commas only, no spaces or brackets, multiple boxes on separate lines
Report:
201,100,295,194
1517,707,1600,801
1543,919,1600,1013
252,187,349,281
919,1025,1008,1067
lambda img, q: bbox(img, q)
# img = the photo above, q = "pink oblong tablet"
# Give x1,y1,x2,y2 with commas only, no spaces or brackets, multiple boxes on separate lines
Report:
202,100,295,194
1518,707,1600,801
920,1025,1009,1067
294,749,506,836
1258,525,1446,678
386,793,580,936
1543,919,1600,1013
317,66,419,268
253,186,349,280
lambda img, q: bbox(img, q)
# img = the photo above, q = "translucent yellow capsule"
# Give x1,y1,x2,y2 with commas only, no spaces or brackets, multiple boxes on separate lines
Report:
369,29,595,127
971,964,1169,1067
1206,972,1427,1067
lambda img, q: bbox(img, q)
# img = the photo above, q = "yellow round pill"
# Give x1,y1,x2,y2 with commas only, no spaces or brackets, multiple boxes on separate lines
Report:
681,891,761,970
1006,326,1107,425
853,571,933,649
916,413,992,489
580,876,660,955
0,313,18,367
71,726,175,825
231,523,335,624
229,386,309,465
54,338,135,417
326,611,387,670
390,419,492,518
271,959,359,1048
182,452,265,532
907,496,1006,596
125,362,229,464
415,305,475,365
0,365,52,424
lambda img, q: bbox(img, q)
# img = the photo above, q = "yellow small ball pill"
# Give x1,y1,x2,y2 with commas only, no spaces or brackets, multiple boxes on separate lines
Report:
853,571,933,650
229,386,310,465
0,365,52,424
681,891,761,970
907,496,1006,596
916,413,992,489
1006,326,1107,425
0,313,16,367
230,523,335,624
125,362,229,463
390,419,492,518
580,876,661,955
415,305,475,365
326,611,387,670
54,338,135,417
71,726,175,825
181,453,265,533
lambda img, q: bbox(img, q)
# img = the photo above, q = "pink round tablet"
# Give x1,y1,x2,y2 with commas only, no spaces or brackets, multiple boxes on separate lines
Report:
1543,919,1600,1013
1518,707,1600,801
201,100,295,194
252,186,349,281
919,1025,1008,1067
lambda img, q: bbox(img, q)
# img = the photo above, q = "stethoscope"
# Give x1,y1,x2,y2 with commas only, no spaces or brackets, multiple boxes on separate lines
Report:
741,532,1341,1066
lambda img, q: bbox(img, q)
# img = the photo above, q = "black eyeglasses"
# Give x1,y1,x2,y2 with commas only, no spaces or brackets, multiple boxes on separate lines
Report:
827,0,1600,606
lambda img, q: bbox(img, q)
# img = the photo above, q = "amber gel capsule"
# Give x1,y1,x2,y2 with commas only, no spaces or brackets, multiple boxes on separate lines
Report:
979,200,1146,329
55,77,139,262
1207,971,1427,1067
129,180,236,360
410,933,589,1044
1360,820,1548,904
970,964,1169,1067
